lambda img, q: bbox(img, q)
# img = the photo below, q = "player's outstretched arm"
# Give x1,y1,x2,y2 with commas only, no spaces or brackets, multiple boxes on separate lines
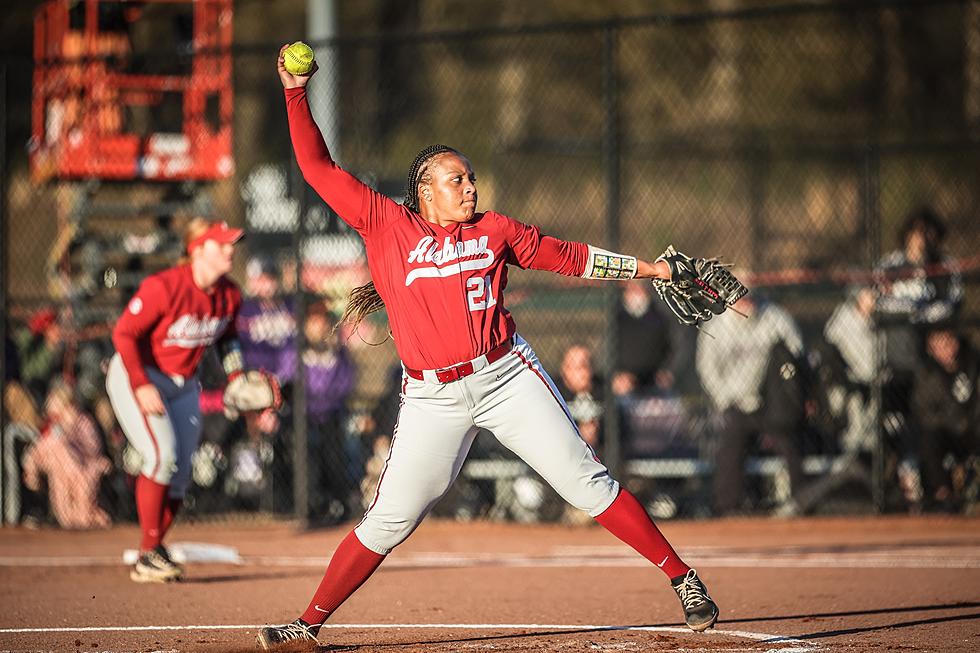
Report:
635,258,670,280
508,214,669,281
280,46,400,234
577,244,668,282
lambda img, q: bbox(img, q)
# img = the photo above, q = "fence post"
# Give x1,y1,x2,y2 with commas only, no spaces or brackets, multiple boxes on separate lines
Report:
748,137,768,271
0,64,8,526
862,144,886,514
292,172,310,527
601,24,622,480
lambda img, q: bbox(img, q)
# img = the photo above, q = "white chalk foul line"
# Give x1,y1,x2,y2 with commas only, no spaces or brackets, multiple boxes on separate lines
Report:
0,622,819,649
2,551,978,569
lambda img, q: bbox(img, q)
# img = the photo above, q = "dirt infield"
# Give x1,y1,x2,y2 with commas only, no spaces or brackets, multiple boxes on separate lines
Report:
0,515,977,652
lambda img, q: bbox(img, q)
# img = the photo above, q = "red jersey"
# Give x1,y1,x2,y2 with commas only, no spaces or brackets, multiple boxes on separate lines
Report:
112,264,242,388
286,87,588,370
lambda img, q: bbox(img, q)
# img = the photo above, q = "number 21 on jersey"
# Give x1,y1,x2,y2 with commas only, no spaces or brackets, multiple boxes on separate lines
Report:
466,275,497,311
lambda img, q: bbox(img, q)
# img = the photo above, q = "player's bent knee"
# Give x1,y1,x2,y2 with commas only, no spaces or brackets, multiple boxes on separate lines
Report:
354,516,420,555
564,478,620,517
144,455,178,485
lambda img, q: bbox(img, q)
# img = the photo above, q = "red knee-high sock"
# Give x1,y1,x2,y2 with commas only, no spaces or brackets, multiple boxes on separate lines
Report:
300,530,386,627
135,475,168,552
160,497,183,540
594,488,690,579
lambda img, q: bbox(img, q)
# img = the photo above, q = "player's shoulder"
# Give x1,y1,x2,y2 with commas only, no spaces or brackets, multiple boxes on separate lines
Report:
148,265,181,282
477,210,523,230
479,210,507,223
141,265,184,292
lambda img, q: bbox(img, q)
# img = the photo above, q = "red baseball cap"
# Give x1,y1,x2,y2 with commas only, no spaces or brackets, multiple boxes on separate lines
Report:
186,221,244,254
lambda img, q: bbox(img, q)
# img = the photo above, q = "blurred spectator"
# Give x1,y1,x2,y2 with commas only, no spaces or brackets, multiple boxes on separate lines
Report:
13,307,65,404
552,344,605,524
283,301,356,525
696,293,807,515
21,380,111,529
911,325,978,513
4,325,44,526
4,324,42,431
74,337,115,414
874,207,963,506
785,288,879,516
876,207,964,353
237,256,296,384
228,256,297,511
358,365,404,512
822,287,877,453
370,364,405,444
360,433,391,512
554,345,604,454
613,283,693,397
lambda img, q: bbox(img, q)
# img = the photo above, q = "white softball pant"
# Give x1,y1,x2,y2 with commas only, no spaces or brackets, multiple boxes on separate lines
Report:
355,334,619,554
105,353,202,497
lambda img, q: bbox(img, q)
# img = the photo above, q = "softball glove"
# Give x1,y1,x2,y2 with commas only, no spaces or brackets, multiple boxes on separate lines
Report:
652,245,748,327
223,370,283,420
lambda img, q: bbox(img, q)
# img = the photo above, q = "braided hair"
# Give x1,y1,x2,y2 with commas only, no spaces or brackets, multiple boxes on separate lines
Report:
338,144,461,337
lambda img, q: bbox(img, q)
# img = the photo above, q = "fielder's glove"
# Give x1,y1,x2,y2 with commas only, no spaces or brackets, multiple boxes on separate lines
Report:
652,245,748,327
222,370,283,420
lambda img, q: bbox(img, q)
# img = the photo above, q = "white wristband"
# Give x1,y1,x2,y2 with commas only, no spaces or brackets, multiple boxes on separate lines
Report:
581,245,637,280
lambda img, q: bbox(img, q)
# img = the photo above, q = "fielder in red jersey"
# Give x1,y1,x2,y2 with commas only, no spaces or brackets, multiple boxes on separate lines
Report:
106,218,246,583
258,45,719,650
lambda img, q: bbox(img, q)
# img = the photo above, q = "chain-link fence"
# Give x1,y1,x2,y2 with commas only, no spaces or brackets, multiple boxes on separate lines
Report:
2,0,979,530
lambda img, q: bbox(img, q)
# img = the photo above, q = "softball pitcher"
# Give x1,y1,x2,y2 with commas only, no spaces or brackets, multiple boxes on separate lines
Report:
258,45,719,649
106,218,246,583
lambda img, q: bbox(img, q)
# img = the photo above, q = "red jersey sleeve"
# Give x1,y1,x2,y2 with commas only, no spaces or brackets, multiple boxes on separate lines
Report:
215,282,243,346
112,276,167,388
285,87,403,236
495,212,587,276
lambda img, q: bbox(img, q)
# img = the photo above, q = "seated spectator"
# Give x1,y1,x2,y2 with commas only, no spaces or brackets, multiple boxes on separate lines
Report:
13,307,65,405
231,257,297,512
4,325,42,431
282,301,356,525
784,288,879,517
875,207,964,506
821,286,877,452
613,283,693,398
696,293,807,516
21,380,111,529
912,325,978,513
554,344,604,454
237,255,296,384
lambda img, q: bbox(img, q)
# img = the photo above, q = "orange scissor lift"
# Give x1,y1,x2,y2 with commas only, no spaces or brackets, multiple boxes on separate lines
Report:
31,0,234,182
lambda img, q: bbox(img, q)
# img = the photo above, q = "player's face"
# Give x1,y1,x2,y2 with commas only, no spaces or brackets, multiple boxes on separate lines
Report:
199,239,236,276
422,153,477,227
905,228,927,264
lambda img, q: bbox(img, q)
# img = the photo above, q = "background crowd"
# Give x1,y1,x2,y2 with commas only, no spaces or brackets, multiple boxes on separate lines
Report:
1,0,977,532
2,205,975,531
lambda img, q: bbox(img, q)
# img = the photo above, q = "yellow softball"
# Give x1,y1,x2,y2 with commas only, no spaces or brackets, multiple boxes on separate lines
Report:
283,41,315,75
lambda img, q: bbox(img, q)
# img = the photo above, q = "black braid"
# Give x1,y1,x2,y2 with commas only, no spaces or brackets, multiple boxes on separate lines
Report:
403,144,457,213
